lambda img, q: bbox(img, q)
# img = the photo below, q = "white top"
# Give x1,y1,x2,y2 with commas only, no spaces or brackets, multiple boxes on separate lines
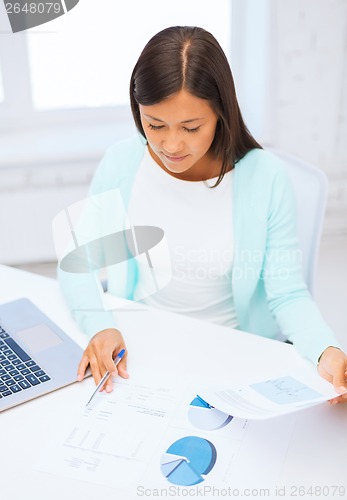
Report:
127,147,239,329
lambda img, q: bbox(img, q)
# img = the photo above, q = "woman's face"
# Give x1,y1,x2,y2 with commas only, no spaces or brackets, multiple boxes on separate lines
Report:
139,89,220,181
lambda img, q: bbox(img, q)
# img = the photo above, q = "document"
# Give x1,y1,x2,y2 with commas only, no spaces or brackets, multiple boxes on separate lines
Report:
199,370,341,420
34,371,296,495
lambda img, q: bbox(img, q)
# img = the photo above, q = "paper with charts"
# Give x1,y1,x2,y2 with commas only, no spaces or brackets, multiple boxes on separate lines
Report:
199,371,340,420
34,372,296,494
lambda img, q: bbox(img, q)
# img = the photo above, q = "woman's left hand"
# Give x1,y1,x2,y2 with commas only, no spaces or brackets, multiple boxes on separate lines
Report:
318,346,347,404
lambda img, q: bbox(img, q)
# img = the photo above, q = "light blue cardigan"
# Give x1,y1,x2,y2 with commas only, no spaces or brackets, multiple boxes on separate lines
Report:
58,134,339,364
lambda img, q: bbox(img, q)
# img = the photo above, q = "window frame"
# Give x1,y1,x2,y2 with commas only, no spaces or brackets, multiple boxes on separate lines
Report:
0,1,274,157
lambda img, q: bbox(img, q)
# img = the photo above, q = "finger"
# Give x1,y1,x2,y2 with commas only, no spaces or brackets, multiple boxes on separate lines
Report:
103,366,121,392
332,364,347,394
95,353,119,392
329,392,347,404
105,357,128,392
77,354,90,381
105,375,114,393
105,351,120,375
95,353,117,391
117,358,129,379
93,344,113,371
89,356,102,385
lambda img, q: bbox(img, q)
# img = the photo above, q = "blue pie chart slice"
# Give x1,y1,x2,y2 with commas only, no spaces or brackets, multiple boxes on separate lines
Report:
188,395,233,430
191,396,211,408
161,458,184,476
165,459,203,486
160,436,217,486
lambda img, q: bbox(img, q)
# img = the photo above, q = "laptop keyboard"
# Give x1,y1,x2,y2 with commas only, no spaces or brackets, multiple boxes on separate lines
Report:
0,325,51,399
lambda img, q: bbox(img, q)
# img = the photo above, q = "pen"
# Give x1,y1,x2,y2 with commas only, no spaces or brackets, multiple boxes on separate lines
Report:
85,348,126,407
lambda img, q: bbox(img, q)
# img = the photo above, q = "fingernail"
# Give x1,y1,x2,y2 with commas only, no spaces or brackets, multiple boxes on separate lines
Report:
105,386,111,393
77,374,83,381
338,386,347,393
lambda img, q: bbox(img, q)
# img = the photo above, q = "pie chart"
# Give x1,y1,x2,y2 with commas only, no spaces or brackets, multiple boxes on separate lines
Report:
53,191,172,300
160,436,217,486
59,226,165,273
188,395,233,430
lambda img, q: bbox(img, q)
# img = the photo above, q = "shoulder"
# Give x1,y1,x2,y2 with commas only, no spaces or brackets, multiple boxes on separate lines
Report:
91,134,147,193
234,148,295,219
102,134,147,167
235,148,287,182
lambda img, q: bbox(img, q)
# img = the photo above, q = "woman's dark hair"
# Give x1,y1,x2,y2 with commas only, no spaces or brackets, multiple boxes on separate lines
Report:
130,26,262,186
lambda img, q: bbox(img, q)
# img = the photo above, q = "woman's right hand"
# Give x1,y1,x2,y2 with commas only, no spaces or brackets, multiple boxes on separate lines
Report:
77,328,128,393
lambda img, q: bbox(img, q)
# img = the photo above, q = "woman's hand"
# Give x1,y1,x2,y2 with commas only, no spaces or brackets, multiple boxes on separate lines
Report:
77,328,128,393
318,346,347,404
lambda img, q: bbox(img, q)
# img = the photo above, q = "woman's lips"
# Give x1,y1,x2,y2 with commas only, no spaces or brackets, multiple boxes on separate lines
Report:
163,153,188,162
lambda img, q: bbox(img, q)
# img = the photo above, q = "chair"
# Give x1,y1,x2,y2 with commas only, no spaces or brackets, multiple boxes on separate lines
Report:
270,149,328,297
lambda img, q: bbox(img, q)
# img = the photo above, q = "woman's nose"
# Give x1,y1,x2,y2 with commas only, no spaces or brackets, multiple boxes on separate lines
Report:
162,131,183,153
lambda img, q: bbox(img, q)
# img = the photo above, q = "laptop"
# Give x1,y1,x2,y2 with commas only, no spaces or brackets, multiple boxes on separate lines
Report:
0,297,86,412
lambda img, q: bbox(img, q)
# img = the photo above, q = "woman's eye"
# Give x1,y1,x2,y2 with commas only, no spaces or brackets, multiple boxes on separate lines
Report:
148,124,164,130
184,127,200,133
147,124,200,133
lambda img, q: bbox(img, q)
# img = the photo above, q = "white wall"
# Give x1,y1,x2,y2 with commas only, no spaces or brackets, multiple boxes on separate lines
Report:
232,0,347,236
0,123,135,264
273,0,347,235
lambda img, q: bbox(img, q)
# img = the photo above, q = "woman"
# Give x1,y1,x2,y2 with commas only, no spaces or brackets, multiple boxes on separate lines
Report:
58,26,347,403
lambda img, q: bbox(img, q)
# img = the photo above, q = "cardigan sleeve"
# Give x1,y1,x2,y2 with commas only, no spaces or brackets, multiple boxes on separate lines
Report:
57,135,145,338
57,149,120,338
262,166,340,364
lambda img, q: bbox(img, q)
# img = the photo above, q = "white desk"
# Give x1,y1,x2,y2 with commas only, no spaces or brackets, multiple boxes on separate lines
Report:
0,265,346,500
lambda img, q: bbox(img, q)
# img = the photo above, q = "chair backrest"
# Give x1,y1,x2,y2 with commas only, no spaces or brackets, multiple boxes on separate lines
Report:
270,149,328,296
